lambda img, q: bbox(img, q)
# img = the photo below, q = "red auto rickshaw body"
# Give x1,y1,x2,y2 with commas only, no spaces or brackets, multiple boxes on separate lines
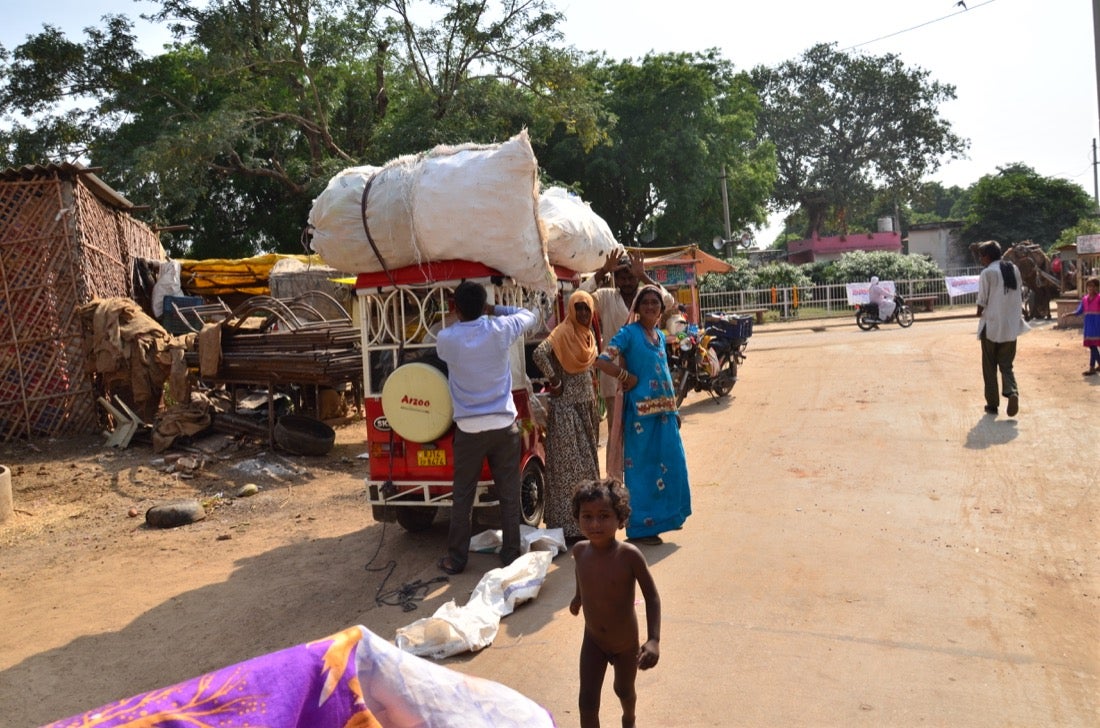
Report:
355,261,577,531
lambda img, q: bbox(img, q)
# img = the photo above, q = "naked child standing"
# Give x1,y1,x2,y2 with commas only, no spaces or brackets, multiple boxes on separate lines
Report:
569,478,661,728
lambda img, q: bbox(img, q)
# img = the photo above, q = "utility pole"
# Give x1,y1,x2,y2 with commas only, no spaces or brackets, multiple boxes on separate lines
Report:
719,164,733,257
1094,1,1100,210
1094,139,1099,208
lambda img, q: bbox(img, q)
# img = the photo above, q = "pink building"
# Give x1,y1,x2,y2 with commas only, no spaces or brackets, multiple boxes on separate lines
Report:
787,231,902,264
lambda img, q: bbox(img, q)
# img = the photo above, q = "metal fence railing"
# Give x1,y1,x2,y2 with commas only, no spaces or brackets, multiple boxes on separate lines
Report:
699,275,980,321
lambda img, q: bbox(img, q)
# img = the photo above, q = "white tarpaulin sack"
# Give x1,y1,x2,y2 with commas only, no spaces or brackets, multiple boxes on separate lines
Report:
308,130,556,295
539,187,622,273
151,259,183,318
395,551,553,659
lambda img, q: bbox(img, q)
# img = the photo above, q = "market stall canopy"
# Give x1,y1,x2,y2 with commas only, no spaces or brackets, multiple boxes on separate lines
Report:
626,245,734,276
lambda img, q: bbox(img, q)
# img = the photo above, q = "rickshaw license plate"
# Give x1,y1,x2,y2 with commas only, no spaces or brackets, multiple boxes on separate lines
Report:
417,449,446,467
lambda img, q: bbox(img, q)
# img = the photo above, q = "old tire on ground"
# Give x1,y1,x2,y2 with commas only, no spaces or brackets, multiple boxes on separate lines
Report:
520,458,546,528
396,506,437,532
274,414,336,456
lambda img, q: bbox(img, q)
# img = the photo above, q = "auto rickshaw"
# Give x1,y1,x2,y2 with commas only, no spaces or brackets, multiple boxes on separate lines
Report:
355,260,578,532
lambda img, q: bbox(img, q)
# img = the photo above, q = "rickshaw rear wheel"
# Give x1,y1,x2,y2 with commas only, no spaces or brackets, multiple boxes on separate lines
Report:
520,459,546,528
396,506,437,532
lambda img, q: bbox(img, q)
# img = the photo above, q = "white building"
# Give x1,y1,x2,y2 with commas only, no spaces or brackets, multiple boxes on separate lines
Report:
907,221,968,271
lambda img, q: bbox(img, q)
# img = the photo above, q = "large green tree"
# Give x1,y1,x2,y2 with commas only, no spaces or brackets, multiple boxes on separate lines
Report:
1,0,601,257
751,43,967,239
908,180,966,223
538,50,775,246
955,163,1095,249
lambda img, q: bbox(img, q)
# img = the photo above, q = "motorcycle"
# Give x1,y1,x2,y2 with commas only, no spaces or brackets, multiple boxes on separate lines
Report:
665,313,752,407
855,293,915,330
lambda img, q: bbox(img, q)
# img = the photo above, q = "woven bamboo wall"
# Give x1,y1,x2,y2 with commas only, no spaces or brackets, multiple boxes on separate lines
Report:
0,171,162,440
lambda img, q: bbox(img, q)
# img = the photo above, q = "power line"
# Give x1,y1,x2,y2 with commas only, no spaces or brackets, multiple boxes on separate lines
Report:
844,0,998,51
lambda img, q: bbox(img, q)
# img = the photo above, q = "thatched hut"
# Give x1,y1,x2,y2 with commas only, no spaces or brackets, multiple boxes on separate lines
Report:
0,163,164,440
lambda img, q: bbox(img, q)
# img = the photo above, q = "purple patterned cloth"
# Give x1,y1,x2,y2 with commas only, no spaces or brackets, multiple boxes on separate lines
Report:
45,625,555,728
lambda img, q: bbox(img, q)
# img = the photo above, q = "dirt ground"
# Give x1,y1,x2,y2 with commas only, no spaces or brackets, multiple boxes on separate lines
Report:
1,313,1097,727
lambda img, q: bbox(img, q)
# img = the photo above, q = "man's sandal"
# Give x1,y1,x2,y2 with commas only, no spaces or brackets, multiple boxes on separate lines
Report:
437,556,464,575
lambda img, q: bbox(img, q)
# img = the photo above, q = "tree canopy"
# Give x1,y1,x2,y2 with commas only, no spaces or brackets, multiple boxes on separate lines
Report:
908,180,967,224
1,0,601,257
751,43,967,239
1054,217,1100,251
955,163,1095,249
537,50,775,247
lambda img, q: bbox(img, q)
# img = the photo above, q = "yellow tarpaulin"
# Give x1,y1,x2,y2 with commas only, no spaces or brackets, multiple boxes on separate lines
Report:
178,254,328,296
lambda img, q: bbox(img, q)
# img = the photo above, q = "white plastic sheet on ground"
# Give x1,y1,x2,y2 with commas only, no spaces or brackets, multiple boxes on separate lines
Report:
395,550,555,660
469,523,566,555
308,130,556,295
358,625,555,727
539,186,622,273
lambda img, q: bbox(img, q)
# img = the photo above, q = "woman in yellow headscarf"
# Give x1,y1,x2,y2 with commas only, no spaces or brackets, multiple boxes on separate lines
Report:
533,289,601,540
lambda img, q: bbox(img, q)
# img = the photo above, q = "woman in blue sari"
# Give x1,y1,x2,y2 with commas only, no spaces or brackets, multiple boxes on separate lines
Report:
595,284,691,544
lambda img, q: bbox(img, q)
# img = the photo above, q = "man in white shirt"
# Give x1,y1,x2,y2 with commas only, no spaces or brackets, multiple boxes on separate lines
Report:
435,281,537,574
976,241,1027,417
581,251,676,432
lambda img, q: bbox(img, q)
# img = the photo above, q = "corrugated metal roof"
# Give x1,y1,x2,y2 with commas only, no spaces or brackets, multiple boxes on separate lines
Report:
0,161,138,211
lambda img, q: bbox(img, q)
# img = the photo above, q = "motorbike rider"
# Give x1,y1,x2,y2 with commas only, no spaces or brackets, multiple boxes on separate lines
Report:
868,276,896,321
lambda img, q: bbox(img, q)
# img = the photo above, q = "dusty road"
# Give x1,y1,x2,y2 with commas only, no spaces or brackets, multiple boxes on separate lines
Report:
1,314,1097,727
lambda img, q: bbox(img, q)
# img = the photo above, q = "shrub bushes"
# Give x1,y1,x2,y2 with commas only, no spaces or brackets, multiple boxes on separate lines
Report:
700,251,943,292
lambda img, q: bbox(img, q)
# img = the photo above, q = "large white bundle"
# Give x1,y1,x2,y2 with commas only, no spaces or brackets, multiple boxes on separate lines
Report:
539,187,622,273
308,131,555,294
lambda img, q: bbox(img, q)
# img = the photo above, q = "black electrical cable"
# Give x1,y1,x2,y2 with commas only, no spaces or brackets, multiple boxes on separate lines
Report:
363,487,449,611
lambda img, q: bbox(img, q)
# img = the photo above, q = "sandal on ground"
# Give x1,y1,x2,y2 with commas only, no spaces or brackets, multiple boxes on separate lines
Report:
626,535,663,546
437,556,464,575
1084,370,1098,376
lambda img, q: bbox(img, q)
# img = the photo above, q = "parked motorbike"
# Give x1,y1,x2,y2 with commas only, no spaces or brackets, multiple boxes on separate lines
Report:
855,293,915,330
665,313,752,407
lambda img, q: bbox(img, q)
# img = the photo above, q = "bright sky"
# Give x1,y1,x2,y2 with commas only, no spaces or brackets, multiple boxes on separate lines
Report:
3,0,1097,244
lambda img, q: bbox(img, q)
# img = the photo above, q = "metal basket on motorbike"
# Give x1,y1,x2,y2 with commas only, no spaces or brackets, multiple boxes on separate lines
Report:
704,312,753,341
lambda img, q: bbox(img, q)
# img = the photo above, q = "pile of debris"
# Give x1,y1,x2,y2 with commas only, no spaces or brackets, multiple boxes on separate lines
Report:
184,292,362,387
